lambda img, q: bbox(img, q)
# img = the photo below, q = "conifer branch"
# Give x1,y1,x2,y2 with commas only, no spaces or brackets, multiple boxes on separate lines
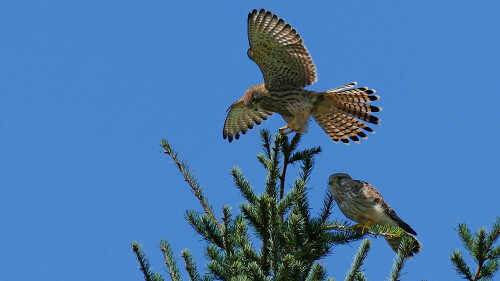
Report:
278,133,301,200
289,147,322,165
319,188,335,223
288,132,302,154
181,249,202,281
292,146,322,184
259,195,272,274
275,254,303,280
241,242,261,264
185,210,224,247
486,217,500,257
132,242,165,281
292,179,312,236
231,167,257,204
276,183,300,216
451,217,500,281
451,250,473,280
354,272,366,281
482,259,499,277
284,213,306,249
325,224,405,239
161,139,223,232
269,209,283,274
248,261,270,281
323,230,360,245
298,152,314,184
472,228,487,279
260,130,273,160
206,243,223,263
159,240,182,281
207,259,226,280
278,133,289,201
345,239,371,281
305,263,327,281
240,202,260,235
388,237,414,281
221,205,234,255
266,135,281,199
458,223,474,253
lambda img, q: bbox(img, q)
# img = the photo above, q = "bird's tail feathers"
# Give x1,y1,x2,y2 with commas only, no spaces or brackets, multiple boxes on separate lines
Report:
311,84,381,144
324,84,381,124
327,82,358,92
385,233,422,258
312,110,372,144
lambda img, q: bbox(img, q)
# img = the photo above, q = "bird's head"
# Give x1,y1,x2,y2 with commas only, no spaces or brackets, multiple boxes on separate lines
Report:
328,173,352,188
243,84,268,111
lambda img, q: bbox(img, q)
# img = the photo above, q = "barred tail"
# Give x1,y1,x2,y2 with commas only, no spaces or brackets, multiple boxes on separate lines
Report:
312,82,381,144
385,234,422,257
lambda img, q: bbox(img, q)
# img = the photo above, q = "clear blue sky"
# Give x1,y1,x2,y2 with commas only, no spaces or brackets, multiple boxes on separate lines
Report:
1,1,499,280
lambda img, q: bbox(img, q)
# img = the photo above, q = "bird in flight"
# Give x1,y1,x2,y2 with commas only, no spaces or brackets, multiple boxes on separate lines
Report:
329,173,421,256
223,9,381,144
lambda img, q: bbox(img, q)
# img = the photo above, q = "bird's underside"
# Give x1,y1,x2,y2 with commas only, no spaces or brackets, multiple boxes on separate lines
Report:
223,9,381,144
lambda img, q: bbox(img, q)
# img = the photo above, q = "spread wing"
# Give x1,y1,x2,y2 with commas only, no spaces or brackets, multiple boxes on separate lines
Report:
223,100,273,142
247,9,317,91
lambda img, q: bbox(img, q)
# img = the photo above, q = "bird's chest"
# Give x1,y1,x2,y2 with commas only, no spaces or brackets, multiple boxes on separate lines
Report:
333,190,378,224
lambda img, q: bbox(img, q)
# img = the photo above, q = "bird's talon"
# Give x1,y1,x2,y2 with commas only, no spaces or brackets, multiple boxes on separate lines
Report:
350,223,371,234
361,225,369,234
350,224,362,232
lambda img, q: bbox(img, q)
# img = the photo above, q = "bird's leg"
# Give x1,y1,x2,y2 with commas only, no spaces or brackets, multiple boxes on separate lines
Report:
361,221,372,234
350,221,372,234
279,119,297,135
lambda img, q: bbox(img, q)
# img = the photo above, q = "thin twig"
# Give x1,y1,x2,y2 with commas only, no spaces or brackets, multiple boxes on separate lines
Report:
325,224,400,239
279,133,301,200
388,237,414,281
345,239,371,281
279,154,288,200
159,242,181,281
131,242,157,281
162,140,223,232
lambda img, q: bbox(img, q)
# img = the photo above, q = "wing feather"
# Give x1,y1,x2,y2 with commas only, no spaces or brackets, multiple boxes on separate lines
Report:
247,9,317,91
223,100,273,142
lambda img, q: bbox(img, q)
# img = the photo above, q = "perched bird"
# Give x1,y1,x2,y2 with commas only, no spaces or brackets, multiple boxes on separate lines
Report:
328,173,421,256
223,9,381,144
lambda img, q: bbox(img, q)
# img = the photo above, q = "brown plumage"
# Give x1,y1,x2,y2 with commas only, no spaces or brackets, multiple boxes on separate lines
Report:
223,9,381,143
329,173,421,257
